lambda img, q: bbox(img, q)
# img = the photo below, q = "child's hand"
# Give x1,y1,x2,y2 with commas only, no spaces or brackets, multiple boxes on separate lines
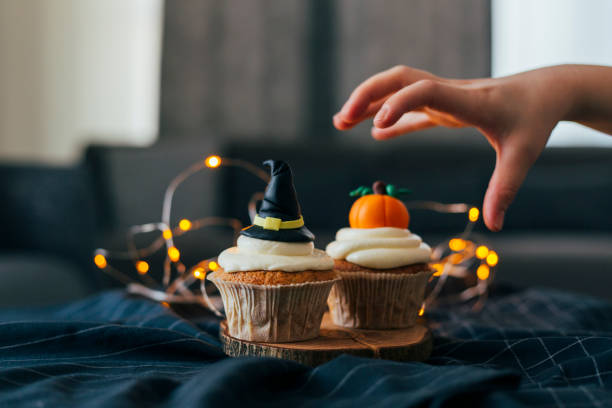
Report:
333,65,612,231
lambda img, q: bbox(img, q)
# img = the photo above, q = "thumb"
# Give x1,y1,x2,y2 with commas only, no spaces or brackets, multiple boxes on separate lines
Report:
483,144,533,231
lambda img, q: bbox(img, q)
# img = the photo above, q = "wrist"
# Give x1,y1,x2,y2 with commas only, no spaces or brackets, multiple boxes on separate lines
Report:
557,65,589,123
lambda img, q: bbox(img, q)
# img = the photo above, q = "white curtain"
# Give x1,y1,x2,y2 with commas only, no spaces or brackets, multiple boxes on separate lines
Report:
492,0,612,147
0,0,164,164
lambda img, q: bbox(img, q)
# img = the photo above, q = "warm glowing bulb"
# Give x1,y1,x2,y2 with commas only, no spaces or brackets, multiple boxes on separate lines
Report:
418,305,425,316
475,245,489,259
432,263,444,277
178,219,192,231
449,238,466,251
136,261,149,274
168,246,180,262
162,229,173,240
205,155,221,168
161,301,170,308
486,251,499,267
208,261,219,271
477,264,490,280
468,207,480,222
94,254,107,269
193,267,205,280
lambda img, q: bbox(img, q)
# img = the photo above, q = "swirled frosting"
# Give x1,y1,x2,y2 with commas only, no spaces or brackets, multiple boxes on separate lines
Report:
218,235,334,273
325,227,431,269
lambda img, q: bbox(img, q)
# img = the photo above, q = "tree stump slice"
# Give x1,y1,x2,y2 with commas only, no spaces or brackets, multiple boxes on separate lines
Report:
219,312,432,366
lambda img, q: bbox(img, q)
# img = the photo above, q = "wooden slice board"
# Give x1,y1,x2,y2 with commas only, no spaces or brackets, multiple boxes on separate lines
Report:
219,312,432,366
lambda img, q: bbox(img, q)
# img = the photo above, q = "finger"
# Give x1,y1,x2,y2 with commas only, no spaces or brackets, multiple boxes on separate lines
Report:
482,144,533,231
337,66,435,123
423,107,465,128
371,112,436,140
334,100,385,130
373,80,480,129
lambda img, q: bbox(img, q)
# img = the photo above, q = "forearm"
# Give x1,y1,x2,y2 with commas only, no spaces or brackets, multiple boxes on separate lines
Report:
562,64,612,135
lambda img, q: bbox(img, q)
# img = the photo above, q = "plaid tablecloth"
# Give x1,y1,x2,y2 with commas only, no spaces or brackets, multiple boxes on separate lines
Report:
1,286,611,407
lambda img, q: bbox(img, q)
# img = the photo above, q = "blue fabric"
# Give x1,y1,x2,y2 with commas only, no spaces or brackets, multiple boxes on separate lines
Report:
1,288,612,407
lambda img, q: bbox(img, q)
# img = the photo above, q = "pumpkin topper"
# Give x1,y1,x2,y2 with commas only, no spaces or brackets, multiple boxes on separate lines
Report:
349,181,411,229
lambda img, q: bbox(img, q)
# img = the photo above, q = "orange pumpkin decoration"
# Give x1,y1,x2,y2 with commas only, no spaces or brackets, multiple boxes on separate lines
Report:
349,181,410,229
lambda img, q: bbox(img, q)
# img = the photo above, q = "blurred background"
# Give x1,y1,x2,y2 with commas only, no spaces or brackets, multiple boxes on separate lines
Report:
0,0,611,306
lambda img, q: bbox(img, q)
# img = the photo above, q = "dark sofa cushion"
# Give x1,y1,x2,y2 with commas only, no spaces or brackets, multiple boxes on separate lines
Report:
0,253,93,307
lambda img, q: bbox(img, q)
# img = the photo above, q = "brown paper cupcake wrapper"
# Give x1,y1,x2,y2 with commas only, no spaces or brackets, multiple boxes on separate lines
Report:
207,272,339,343
327,269,432,329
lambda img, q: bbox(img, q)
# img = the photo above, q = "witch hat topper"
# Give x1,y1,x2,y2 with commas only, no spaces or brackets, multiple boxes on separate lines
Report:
241,160,314,243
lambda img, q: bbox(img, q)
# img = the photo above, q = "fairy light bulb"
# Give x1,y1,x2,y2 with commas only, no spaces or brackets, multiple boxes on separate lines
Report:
475,245,489,259
477,264,490,280
178,219,192,231
193,267,205,280
468,207,480,222
448,238,466,251
432,263,444,277
208,261,219,271
94,254,107,269
167,246,180,262
486,251,499,267
205,155,221,168
418,305,425,316
136,261,149,274
162,229,173,240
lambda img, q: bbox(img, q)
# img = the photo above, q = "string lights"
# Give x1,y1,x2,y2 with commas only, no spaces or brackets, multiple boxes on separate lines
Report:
93,156,498,317
93,155,269,315
415,202,499,313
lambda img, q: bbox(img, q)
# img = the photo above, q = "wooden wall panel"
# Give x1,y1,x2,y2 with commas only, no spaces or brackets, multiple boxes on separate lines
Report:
336,0,490,103
160,0,308,140
160,0,490,141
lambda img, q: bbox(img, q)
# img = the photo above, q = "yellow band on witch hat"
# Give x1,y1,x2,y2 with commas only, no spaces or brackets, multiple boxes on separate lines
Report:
253,215,304,231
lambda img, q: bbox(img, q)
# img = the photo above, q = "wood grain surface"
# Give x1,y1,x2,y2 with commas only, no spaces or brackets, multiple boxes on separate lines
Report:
220,312,432,366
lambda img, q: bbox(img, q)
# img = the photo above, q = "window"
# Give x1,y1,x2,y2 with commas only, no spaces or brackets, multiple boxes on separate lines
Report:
0,0,163,164
492,0,612,147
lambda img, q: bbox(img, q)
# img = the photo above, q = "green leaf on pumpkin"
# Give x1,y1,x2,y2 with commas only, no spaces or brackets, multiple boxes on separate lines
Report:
386,184,412,198
349,186,373,197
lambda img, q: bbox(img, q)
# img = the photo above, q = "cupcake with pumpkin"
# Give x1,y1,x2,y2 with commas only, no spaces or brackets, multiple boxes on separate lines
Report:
325,181,433,329
207,160,338,342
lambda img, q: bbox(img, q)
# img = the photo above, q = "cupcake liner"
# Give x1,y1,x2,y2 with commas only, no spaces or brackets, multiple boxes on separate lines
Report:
207,272,339,343
327,269,432,329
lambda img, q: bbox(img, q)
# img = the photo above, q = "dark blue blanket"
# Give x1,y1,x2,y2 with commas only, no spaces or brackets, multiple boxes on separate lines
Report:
1,287,612,407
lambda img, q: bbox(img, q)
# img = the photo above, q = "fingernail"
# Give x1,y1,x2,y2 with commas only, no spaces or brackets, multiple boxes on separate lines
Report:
374,105,390,124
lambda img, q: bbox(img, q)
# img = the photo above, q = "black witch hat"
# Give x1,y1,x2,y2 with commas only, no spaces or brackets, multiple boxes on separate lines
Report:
241,160,314,243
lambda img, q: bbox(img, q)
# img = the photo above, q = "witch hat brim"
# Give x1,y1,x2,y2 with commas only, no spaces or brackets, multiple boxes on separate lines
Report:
240,159,314,243
241,224,314,243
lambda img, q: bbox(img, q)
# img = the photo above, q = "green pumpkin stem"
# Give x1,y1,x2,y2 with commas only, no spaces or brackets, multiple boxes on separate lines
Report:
373,181,387,194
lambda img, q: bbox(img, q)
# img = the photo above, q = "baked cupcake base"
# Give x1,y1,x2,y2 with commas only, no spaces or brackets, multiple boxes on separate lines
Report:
327,261,432,329
208,270,339,343
214,269,338,284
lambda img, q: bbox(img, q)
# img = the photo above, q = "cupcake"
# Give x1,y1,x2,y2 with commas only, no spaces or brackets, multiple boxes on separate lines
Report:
207,160,337,342
325,181,433,329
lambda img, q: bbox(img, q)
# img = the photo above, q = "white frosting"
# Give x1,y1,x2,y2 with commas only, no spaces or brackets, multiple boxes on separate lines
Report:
326,227,431,269
218,235,334,273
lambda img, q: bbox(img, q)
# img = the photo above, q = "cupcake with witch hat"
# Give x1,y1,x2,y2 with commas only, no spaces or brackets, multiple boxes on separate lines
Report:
326,181,433,329
207,160,338,342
